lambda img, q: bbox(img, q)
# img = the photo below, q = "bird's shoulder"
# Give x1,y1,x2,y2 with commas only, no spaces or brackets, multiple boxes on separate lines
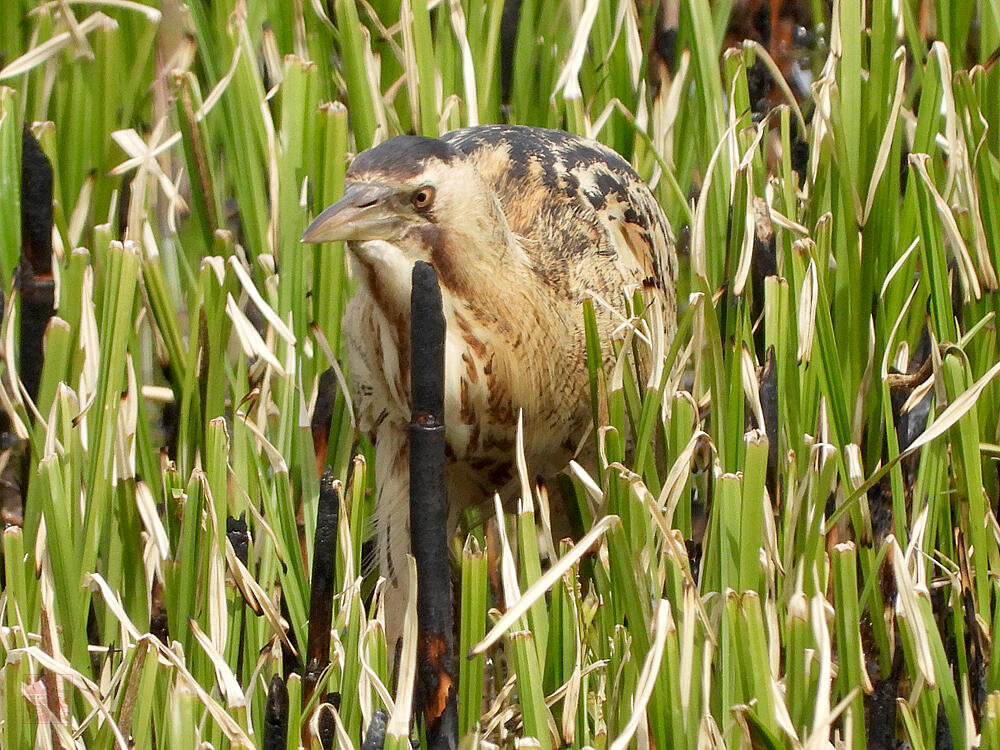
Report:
442,125,674,296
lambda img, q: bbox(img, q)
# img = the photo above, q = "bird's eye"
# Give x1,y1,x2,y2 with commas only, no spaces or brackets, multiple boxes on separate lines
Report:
411,186,435,209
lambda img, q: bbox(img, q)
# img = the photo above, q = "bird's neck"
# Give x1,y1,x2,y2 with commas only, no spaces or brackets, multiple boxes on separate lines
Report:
349,199,535,332
429,217,525,297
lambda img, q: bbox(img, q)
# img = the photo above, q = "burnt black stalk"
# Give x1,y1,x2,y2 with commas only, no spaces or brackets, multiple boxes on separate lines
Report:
408,261,457,748
18,126,54,406
304,469,339,702
317,698,339,750
0,127,55,532
360,708,389,750
262,674,289,750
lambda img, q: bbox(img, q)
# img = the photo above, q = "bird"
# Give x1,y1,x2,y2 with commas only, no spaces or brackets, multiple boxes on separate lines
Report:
302,124,677,642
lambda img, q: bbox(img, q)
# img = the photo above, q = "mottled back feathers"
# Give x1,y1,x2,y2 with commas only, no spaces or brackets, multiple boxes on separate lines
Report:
442,125,676,305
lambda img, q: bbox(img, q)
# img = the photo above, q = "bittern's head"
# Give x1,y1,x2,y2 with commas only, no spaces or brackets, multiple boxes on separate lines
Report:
302,136,507,261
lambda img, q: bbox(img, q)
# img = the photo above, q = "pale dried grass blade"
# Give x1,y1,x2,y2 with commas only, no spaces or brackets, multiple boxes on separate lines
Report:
607,601,673,750
796,251,817,364
742,348,766,435
31,0,161,22
514,410,533,513
805,595,834,750
447,0,479,126
86,572,143,643
188,618,247,707
691,118,742,278
112,353,138,483
226,294,286,375
133,479,169,561
902,358,1000,457
621,0,642,91
387,555,419,738
880,238,920,298
766,203,808,237
0,12,117,79
890,536,936,685
552,0,601,101
223,532,299,657
16,645,132,749
228,257,296,344
399,0,421,122
567,459,603,513
863,48,907,224
471,514,621,656
657,430,707,527
910,153,982,299
147,636,257,747
931,42,961,196
361,27,390,142
731,168,756,296
361,623,395,712
899,375,934,415
67,174,95,249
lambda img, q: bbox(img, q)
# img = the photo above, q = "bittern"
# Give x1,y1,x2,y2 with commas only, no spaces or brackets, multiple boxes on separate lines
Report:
303,125,676,636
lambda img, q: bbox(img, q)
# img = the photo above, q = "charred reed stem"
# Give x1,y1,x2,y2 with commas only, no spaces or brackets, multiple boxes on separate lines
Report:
18,126,54,406
0,127,55,528
360,708,389,750
262,674,289,750
304,469,339,701
408,260,457,748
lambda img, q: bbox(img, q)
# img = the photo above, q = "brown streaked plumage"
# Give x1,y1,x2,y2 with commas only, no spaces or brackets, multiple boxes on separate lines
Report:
303,124,677,641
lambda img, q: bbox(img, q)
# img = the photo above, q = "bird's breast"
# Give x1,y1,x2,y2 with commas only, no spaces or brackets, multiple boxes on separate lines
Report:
347,275,588,485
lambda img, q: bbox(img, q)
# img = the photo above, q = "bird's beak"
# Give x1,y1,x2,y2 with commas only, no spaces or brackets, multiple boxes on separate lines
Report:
301,182,397,243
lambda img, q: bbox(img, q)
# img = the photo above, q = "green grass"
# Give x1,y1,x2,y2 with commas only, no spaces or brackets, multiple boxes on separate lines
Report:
1,0,1000,747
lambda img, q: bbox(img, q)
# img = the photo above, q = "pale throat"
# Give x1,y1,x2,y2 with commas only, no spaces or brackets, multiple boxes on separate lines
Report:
347,239,414,318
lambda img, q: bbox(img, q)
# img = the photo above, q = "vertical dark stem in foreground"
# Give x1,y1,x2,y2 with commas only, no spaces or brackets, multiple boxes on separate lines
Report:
360,708,389,750
0,128,54,529
304,469,339,702
262,674,289,750
19,126,55,406
409,261,457,748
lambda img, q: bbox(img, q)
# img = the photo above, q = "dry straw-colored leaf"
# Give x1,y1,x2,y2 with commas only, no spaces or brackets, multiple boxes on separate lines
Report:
796,251,818,364
608,600,673,750
387,555,419,739
471,513,621,657
0,12,117,80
